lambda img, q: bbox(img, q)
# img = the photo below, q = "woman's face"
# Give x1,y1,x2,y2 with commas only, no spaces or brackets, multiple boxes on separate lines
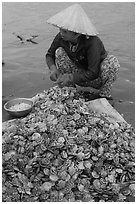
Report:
59,28,78,42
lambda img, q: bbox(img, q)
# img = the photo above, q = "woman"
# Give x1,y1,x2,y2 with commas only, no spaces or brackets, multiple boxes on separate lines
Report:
46,4,120,99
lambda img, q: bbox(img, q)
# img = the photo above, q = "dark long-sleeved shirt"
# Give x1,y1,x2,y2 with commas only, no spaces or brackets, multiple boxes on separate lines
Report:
46,33,107,84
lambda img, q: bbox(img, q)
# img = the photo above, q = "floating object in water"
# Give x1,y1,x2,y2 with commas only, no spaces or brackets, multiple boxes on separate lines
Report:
12,32,38,44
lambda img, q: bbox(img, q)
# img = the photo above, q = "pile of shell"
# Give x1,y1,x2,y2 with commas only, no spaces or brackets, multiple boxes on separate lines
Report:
2,86,135,202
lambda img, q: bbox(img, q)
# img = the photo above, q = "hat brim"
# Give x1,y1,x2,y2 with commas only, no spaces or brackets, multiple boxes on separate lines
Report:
46,4,99,36
47,21,99,36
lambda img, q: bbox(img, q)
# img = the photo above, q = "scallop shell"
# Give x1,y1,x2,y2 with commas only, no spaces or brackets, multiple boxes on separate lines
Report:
32,133,42,141
51,159,59,167
110,143,117,149
120,174,126,183
89,117,101,124
46,152,54,159
72,172,79,181
83,134,92,141
40,143,47,151
57,137,65,143
4,150,16,161
73,113,81,121
62,130,69,137
68,163,77,176
92,171,100,179
37,122,47,132
59,171,70,181
47,114,55,122
107,174,115,183
52,119,58,125
57,180,66,189
93,179,101,190
84,151,91,159
92,156,98,161
115,168,123,174
82,127,88,133
78,145,84,152
7,124,17,134
118,193,127,201
98,146,104,156
49,174,59,182
40,182,54,191
100,168,107,178
77,152,85,160
121,188,131,196
43,168,50,175
69,120,76,127
61,150,68,159
77,184,84,191
77,128,85,136
84,160,93,169
50,166,57,175
129,183,135,196
77,161,85,170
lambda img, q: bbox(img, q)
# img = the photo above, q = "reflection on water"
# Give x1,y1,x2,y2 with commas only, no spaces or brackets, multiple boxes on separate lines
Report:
2,2,135,126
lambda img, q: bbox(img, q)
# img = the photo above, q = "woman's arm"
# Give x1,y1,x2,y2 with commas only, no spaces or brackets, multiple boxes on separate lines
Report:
46,33,61,69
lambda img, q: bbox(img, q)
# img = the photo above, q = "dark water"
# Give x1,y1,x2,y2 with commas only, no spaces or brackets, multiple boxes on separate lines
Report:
2,2,135,126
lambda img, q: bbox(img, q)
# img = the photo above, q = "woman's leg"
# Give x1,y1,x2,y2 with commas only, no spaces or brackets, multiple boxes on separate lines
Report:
99,54,120,98
78,54,120,98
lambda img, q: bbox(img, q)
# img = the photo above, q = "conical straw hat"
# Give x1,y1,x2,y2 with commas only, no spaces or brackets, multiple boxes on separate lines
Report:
47,3,98,36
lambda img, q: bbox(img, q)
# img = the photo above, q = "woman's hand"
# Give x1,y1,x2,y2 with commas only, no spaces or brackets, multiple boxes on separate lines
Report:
56,73,74,87
49,65,60,81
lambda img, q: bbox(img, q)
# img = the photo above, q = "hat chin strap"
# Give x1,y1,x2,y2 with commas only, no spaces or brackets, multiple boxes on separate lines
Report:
71,33,81,43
